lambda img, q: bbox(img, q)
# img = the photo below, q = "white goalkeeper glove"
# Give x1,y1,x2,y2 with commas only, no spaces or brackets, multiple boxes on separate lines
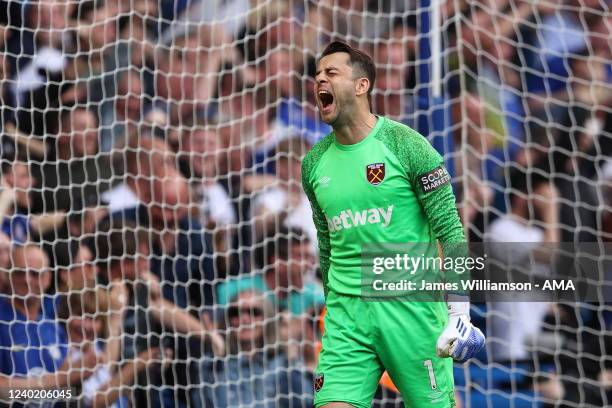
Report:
436,300,485,362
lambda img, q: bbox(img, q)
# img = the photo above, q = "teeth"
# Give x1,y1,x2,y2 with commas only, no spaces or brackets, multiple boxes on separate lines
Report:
319,91,331,96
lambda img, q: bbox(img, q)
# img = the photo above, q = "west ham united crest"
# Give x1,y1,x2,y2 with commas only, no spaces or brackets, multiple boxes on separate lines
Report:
314,373,324,392
366,163,385,185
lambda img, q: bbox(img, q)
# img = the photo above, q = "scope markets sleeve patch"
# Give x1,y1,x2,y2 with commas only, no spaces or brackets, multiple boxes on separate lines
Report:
418,165,451,193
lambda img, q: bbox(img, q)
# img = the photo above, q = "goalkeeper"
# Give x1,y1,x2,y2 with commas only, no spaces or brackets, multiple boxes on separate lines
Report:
302,42,485,408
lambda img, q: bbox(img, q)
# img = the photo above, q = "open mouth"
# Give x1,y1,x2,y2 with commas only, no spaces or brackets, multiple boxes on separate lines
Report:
318,90,334,110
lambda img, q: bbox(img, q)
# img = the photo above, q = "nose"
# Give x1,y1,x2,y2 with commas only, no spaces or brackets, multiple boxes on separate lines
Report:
315,73,327,86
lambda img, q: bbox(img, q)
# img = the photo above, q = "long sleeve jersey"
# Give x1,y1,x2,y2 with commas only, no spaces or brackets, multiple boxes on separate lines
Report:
302,116,465,297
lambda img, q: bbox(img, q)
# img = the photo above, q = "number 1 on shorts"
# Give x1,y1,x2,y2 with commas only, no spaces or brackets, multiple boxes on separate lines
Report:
423,359,437,389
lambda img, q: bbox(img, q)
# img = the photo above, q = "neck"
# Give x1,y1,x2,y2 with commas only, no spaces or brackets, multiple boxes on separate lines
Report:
333,109,377,145
509,206,528,225
13,297,41,319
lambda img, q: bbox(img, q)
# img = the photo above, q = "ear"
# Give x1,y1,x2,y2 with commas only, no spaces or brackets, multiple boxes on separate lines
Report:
355,77,370,97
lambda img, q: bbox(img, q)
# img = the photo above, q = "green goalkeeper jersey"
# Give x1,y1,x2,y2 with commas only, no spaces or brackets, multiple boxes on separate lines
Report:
302,116,465,297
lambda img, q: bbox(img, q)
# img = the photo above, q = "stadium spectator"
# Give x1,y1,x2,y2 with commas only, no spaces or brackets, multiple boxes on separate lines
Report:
175,0,251,39
452,1,529,193
178,115,236,231
549,53,609,243
251,137,316,246
156,24,226,125
217,227,323,316
234,0,291,63
0,243,96,394
50,238,99,296
255,45,331,146
486,162,564,400
94,220,223,408
452,93,495,236
11,0,77,137
588,12,612,59
299,0,406,47
1,159,32,243
116,13,157,70
65,197,109,241
519,0,606,118
372,33,415,123
0,50,14,126
1,158,67,242
102,134,175,212
487,171,560,359
67,0,118,77
95,220,224,355
214,90,278,274
213,64,254,125
0,1,20,49
99,68,155,152
108,141,216,309
298,304,324,374
219,83,279,175
178,115,237,276
543,300,612,406
200,289,312,407
30,106,114,214
57,286,172,408
60,0,123,108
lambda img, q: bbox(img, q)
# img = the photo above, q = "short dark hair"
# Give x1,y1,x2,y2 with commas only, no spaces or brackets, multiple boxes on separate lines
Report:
94,219,149,267
47,238,81,270
319,41,376,97
254,227,310,270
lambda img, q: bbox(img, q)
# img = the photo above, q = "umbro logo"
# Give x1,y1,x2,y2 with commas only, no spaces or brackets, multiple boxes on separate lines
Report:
318,176,331,187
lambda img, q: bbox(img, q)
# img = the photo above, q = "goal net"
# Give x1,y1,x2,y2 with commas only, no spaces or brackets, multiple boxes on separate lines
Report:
0,0,610,407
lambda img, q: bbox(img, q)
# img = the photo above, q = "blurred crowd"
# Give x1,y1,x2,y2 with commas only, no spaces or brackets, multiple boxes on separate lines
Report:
0,0,609,407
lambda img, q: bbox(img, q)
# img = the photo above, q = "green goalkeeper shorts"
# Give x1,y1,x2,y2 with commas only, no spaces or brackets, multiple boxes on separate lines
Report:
314,291,456,408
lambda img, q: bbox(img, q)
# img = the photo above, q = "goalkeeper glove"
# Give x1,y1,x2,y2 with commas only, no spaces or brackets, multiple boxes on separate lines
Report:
436,300,485,362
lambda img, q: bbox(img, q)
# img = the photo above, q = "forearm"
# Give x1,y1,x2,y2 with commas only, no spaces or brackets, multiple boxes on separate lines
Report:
2,123,47,159
0,370,73,393
153,299,205,337
106,317,124,364
421,185,465,245
30,211,67,234
541,208,560,244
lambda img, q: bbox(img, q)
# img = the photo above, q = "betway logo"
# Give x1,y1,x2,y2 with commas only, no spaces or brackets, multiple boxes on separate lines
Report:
325,205,394,232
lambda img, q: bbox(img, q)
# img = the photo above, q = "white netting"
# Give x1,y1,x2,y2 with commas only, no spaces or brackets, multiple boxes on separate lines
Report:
0,0,610,407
